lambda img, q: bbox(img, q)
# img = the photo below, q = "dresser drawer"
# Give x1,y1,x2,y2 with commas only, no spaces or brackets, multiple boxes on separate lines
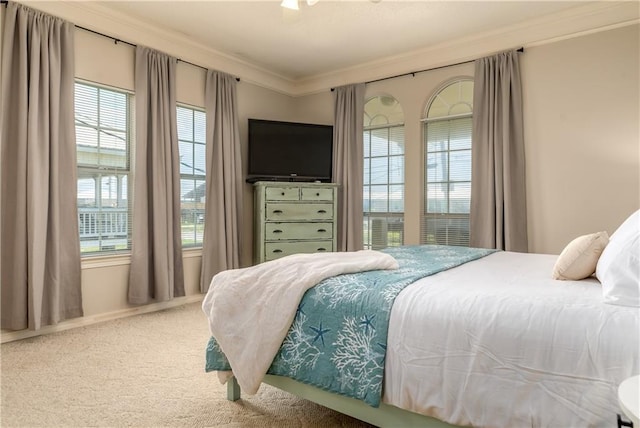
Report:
265,203,333,220
264,241,333,261
301,187,334,201
265,186,300,201
265,222,333,240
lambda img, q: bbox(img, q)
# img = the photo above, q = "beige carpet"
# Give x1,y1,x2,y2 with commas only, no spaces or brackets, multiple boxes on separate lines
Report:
1,303,373,427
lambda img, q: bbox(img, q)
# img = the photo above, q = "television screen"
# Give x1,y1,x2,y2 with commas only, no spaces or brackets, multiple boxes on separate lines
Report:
247,119,333,182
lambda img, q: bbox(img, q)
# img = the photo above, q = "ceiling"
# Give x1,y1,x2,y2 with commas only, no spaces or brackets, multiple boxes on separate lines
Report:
96,1,599,80
22,0,639,95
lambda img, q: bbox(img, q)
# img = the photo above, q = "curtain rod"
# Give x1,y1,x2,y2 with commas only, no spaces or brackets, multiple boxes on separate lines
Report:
0,1,240,82
331,47,524,91
77,26,240,82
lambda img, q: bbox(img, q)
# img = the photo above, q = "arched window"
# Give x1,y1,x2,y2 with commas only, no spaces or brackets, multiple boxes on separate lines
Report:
422,79,473,246
363,95,404,250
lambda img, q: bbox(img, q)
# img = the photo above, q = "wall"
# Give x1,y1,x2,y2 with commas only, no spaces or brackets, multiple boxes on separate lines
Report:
362,63,475,247
236,84,301,265
1,14,330,328
74,27,334,317
33,27,304,321
521,24,639,254
77,67,338,317
353,24,639,255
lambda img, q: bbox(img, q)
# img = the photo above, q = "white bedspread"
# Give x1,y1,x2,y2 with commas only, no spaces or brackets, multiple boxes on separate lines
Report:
383,251,640,427
202,250,398,395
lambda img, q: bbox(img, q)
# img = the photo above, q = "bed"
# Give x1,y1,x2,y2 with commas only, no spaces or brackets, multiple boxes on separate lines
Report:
202,212,640,427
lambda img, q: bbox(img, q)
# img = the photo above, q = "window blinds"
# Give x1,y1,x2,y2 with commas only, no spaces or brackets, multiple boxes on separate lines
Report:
177,105,206,248
75,81,132,255
422,116,472,247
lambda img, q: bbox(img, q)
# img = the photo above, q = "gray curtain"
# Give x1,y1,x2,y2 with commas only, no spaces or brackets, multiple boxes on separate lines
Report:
0,2,83,330
128,46,185,304
200,71,243,293
333,83,365,251
470,50,528,252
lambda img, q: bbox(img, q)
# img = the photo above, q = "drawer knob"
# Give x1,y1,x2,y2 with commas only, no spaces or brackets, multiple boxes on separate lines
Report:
273,229,283,234
316,192,320,196
317,229,327,233
273,249,283,253
273,210,283,214
317,248,327,252
281,192,285,196
317,209,327,214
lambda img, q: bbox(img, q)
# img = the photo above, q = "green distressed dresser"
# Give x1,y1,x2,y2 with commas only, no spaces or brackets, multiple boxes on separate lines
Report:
253,181,339,263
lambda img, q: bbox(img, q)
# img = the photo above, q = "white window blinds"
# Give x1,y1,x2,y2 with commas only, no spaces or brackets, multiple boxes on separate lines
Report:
363,126,405,250
75,81,132,255
177,105,206,248
422,116,472,246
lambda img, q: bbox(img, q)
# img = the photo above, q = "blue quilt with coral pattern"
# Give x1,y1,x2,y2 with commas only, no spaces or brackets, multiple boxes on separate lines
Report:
205,245,496,407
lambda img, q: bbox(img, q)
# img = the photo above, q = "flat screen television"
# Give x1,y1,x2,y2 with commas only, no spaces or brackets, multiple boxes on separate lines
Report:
247,119,333,183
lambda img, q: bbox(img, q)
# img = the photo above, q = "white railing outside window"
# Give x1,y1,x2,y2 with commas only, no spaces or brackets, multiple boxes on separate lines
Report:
75,81,132,255
177,104,206,248
363,96,405,250
422,79,473,247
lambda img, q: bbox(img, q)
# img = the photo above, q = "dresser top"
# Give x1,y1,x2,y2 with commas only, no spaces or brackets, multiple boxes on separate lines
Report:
253,181,339,188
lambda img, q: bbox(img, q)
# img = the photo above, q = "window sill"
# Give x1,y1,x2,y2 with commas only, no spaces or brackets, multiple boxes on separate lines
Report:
81,247,203,269
81,253,131,269
182,248,203,258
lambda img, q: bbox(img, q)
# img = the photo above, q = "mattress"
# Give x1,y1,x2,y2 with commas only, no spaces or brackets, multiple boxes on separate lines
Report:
383,251,640,427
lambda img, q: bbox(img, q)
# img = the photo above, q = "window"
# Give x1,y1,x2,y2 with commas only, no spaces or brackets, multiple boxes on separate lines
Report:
75,81,132,255
422,79,473,246
177,105,206,248
363,96,404,250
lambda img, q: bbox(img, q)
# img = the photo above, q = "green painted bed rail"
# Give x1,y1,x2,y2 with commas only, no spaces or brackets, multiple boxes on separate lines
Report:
225,375,457,428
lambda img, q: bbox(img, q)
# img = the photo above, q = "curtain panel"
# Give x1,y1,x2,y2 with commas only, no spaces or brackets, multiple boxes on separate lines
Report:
128,46,185,304
470,50,528,252
200,71,243,293
0,2,83,330
333,83,366,251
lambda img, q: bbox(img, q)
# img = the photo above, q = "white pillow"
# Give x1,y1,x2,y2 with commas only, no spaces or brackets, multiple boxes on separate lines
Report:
596,210,640,307
552,232,609,280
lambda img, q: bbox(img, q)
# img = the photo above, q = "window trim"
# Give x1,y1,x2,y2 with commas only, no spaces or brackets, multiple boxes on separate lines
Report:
422,76,473,119
421,112,472,123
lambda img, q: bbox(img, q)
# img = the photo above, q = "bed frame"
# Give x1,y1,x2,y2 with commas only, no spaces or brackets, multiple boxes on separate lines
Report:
226,376,456,428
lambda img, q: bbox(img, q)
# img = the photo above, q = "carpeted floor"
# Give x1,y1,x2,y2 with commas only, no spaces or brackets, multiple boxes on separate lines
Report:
0,303,373,427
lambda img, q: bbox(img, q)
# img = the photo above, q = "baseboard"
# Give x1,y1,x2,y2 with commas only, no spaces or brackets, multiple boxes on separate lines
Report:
0,294,204,344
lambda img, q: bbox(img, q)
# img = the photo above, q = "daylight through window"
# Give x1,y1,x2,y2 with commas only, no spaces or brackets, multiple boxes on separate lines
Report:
177,105,206,248
363,96,405,250
75,81,132,255
422,79,473,247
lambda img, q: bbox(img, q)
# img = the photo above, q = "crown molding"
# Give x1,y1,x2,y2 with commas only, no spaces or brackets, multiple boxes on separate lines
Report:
16,0,296,96
16,1,640,98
